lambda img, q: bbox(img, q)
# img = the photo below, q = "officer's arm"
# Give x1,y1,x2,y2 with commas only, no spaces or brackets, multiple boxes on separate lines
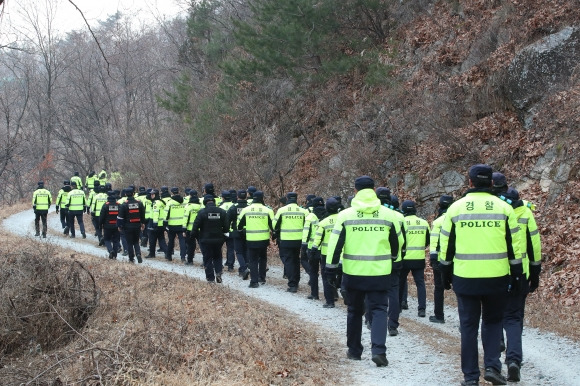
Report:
389,225,399,257
191,210,203,235
237,212,246,230
326,224,345,267
424,228,430,249
439,214,455,263
527,212,542,266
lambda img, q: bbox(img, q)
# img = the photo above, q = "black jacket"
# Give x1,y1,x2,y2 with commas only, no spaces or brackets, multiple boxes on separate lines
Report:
192,203,229,245
227,200,248,238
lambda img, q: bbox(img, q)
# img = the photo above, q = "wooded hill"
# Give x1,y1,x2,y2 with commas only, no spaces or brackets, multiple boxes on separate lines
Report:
1,0,579,308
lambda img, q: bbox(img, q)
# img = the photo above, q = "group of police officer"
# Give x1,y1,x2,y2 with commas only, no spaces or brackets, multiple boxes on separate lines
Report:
32,164,541,384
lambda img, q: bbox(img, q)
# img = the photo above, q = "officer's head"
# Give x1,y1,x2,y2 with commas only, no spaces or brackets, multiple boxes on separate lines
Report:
99,185,107,193
312,196,325,208
402,200,417,215
229,189,237,202
63,185,72,193
37,181,44,188
492,172,508,194
326,197,340,214
375,187,391,205
390,194,400,209
74,171,79,176
184,188,191,196
189,190,199,203
64,180,70,186
139,186,146,194
468,164,493,188
439,195,453,209
237,190,247,200
150,189,159,200
94,180,101,187
170,187,179,195
107,190,116,199
105,182,112,191
221,190,231,200
354,175,375,192
305,194,316,208
286,192,298,204
71,181,78,189
247,186,257,197
204,183,215,196
203,194,215,205
252,191,264,203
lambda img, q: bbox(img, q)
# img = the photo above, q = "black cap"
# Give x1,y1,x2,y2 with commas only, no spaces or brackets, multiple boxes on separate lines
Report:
107,190,116,198
286,192,298,202
503,187,520,202
247,186,257,195
468,164,493,187
252,191,264,202
38,181,44,186
221,190,231,199
355,175,375,191
326,197,340,214
306,194,316,207
64,180,70,185
375,187,391,204
189,189,198,198
71,181,78,187
185,187,192,195
63,185,72,192
204,183,215,195
401,200,416,214
94,180,100,186
139,186,146,193
74,171,79,176
150,189,159,195
492,172,507,188
170,187,179,194
312,196,325,207
237,190,247,199
203,194,215,205
126,187,135,195
390,194,400,209
161,186,169,193
439,195,454,207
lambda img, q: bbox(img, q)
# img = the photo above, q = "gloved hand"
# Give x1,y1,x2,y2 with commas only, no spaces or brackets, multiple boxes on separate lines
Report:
326,267,338,288
440,263,453,290
528,264,541,293
55,206,59,214
509,263,524,294
429,253,438,268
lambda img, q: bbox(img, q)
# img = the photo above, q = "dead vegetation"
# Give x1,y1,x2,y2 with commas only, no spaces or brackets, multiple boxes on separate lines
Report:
0,205,341,385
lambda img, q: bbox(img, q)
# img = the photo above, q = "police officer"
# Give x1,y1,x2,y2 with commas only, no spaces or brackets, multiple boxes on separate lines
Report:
326,176,399,367
70,171,83,190
55,181,71,233
439,164,523,386
237,191,274,288
91,185,108,245
274,192,309,293
192,195,229,282
399,200,430,317
429,194,453,323
87,180,101,236
32,181,52,238
311,197,340,307
183,190,202,265
501,188,542,382
85,171,97,191
227,190,250,279
117,187,145,263
246,186,257,205
375,187,405,336
65,181,87,238
219,190,236,271
99,190,121,259
146,189,162,258
163,187,187,262
302,197,326,299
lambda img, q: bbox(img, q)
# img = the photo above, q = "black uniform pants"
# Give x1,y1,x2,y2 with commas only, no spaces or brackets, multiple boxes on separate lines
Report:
224,237,235,268
201,242,224,281
280,246,301,288
59,209,68,229
124,227,141,260
185,231,197,263
345,288,389,358
247,247,268,285
103,228,121,255
456,292,508,383
167,228,186,260
34,212,48,235
432,263,445,319
67,211,85,236
503,280,529,366
149,226,167,256
308,249,321,296
233,237,248,273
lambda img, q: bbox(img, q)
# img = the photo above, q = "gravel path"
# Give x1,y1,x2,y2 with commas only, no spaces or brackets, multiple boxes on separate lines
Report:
4,209,580,385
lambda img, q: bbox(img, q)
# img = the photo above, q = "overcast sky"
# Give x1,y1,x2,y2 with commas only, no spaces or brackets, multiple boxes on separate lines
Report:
1,0,187,44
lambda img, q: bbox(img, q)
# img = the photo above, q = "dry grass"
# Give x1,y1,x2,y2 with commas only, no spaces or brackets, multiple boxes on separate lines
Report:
0,204,342,385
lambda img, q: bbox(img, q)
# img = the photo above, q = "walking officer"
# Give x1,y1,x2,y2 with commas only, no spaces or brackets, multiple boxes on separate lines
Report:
163,187,187,262
325,176,399,367
183,190,202,265
227,190,250,279
65,181,87,238
32,181,52,238
55,181,71,233
237,191,274,288
99,190,121,259
439,164,523,386
117,187,146,263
